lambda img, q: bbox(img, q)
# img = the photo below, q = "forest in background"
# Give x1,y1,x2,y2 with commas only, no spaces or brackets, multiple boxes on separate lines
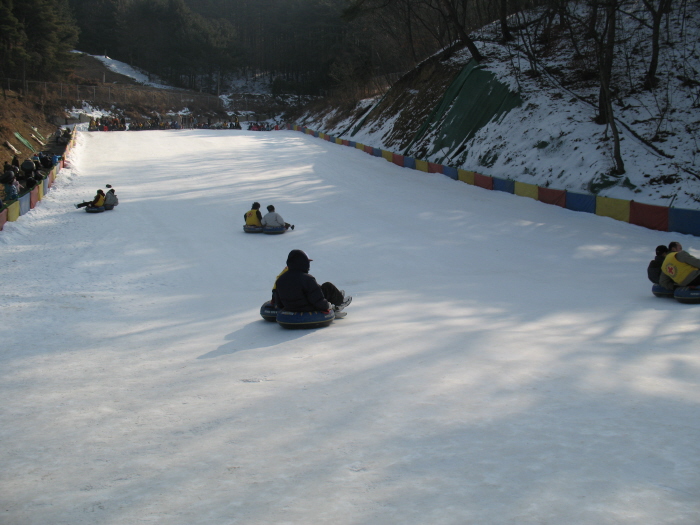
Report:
1,0,697,157
3,0,539,97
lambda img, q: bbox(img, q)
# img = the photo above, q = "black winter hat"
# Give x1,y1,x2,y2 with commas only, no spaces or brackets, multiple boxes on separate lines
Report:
286,249,312,266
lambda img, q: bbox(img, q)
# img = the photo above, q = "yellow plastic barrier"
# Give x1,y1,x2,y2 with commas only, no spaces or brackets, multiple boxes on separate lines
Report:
458,169,475,185
415,159,429,172
382,150,393,162
514,181,539,200
355,143,364,150
6,201,20,222
596,196,630,223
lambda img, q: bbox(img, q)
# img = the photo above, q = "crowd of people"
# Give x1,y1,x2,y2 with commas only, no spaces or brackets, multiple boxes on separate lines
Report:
88,117,126,131
1,152,61,208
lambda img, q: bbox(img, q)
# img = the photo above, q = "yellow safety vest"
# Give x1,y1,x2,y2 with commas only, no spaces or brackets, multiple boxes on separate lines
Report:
662,253,695,285
94,194,105,207
272,267,288,291
245,209,261,226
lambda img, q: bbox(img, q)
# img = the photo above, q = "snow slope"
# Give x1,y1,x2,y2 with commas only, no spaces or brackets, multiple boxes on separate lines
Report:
1,130,699,524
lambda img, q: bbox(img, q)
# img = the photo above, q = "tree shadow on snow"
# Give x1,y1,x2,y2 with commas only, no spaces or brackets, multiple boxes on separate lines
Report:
197,320,309,359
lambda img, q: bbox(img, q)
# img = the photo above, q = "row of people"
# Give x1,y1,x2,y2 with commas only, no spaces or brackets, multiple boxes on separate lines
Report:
647,241,700,290
1,153,56,202
54,127,72,145
244,202,294,230
88,117,126,132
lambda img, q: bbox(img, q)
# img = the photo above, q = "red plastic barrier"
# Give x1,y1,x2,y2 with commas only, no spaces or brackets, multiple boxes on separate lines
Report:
342,140,350,146
538,187,566,208
630,201,669,232
0,208,6,231
364,145,373,154
474,172,494,190
30,187,39,209
428,162,444,174
393,154,405,167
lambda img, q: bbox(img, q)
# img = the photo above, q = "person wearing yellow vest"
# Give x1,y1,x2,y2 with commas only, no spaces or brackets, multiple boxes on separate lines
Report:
660,241,700,290
75,189,105,209
244,202,262,227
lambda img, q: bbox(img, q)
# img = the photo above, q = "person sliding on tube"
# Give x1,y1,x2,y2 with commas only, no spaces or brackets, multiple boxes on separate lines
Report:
244,202,262,227
262,204,294,230
659,241,700,291
75,189,105,210
274,250,351,313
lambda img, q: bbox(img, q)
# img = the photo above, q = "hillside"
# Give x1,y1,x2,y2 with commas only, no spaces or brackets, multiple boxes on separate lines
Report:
296,5,700,210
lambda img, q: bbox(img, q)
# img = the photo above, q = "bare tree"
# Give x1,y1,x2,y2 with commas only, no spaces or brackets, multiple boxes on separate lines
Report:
641,0,673,89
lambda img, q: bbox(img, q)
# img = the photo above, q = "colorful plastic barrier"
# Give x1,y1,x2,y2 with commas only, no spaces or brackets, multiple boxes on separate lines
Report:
284,123,700,237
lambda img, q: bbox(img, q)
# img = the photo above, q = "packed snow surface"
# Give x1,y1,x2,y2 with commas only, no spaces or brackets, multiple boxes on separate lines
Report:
1,130,699,524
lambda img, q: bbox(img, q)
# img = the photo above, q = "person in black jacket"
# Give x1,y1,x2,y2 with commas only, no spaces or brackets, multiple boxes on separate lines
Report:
274,249,351,313
647,245,669,284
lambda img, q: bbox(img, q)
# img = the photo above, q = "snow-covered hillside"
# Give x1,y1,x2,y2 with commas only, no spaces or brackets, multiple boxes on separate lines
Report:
300,4,700,210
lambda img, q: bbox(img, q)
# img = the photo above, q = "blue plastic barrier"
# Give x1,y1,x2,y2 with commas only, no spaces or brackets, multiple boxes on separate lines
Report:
669,208,700,237
19,193,30,215
404,157,416,169
442,166,458,180
493,177,515,194
566,192,596,214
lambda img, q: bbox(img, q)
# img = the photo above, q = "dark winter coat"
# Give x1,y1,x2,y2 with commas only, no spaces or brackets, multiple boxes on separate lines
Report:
647,254,666,283
274,252,331,312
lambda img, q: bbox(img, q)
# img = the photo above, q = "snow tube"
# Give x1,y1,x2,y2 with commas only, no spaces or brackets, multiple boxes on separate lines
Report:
85,206,105,213
276,309,335,329
263,226,286,235
674,286,700,304
652,284,674,298
243,225,263,233
260,301,279,322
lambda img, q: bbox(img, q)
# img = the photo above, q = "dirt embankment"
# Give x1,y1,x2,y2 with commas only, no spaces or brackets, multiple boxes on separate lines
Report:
0,93,66,167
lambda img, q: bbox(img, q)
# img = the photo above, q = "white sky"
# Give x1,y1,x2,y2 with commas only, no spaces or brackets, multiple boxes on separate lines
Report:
1,130,699,524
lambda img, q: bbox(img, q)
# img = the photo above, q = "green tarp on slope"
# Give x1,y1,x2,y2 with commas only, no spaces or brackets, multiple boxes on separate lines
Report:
14,132,36,153
404,60,522,163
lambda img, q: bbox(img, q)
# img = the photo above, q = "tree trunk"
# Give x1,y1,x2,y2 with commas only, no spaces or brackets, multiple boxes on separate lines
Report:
597,1,616,123
643,0,673,89
500,0,513,42
437,0,484,62
597,0,625,174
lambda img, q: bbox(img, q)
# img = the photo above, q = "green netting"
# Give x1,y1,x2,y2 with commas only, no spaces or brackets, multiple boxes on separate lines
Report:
14,132,36,153
31,127,47,143
404,60,522,162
